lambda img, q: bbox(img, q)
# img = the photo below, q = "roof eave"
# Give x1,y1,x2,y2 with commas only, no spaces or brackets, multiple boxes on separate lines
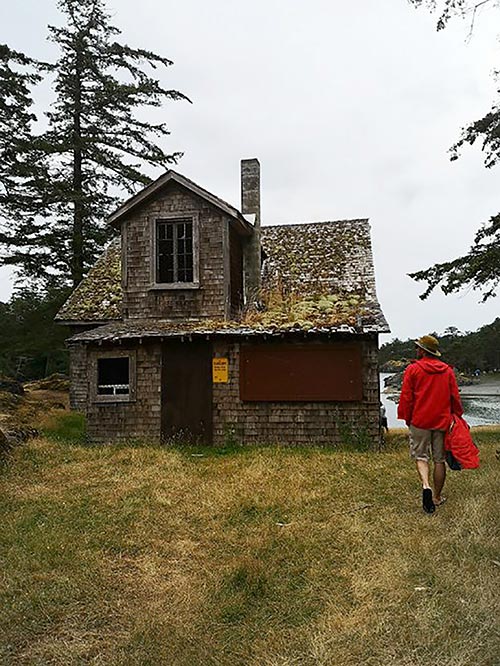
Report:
68,322,391,344
55,318,121,326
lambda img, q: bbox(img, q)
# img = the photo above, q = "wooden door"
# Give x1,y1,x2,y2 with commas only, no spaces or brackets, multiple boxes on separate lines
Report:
161,340,213,444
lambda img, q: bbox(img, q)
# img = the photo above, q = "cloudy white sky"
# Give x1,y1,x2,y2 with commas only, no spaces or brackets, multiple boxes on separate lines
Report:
1,0,499,341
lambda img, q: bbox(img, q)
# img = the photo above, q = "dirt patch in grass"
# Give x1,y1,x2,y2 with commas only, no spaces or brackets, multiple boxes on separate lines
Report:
0,432,499,665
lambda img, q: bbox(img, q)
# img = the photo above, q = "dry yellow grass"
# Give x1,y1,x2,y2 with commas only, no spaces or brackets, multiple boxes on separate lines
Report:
0,427,499,665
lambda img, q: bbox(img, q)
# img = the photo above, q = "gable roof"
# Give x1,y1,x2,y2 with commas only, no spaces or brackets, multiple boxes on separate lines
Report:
107,169,252,235
59,218,389,336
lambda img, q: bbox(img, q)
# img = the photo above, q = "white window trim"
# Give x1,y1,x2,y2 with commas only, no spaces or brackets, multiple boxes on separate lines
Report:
150,212,200,289
90,350,137,404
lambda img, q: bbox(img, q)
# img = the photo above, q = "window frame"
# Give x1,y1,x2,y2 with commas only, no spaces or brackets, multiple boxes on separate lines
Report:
90,350,137,404
150,213,200,289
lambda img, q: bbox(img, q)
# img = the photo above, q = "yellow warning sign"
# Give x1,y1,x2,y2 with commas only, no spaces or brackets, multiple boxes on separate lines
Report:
212,358,229,383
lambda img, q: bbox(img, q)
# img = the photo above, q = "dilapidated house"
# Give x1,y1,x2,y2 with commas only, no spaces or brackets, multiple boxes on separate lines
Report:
56,159,389,446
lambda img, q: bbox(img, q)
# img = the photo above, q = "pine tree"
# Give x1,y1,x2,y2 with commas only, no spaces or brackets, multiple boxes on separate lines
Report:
1,0,189,289
0,45,48,251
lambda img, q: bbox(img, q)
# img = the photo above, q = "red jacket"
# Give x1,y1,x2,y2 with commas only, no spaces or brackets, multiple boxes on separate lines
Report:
397,357,463,430
444,414,480,469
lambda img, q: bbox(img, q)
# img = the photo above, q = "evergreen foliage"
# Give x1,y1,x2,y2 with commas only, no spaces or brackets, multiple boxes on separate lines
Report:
380,318,500,372
0,44,48,227
0,0,189,289
0,288,70,380
408,0,500,300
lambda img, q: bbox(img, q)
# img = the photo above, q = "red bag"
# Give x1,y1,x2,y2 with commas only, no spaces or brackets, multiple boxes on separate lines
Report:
444,415,480,470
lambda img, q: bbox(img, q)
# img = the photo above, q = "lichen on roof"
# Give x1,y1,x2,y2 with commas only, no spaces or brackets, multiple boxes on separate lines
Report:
55,239,122,322
260,220,375,300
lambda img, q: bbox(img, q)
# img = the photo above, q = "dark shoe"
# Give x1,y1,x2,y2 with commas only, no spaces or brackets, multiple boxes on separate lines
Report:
422,488,435,514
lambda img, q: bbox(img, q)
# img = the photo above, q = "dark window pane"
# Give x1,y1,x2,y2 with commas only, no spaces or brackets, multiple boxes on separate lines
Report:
97,357,130,396
158,235,174,283
98,357,129,384
156,218,194,283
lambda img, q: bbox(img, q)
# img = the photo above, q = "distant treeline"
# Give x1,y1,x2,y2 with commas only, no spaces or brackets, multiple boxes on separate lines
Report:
379,319,500,373
0,288,70,381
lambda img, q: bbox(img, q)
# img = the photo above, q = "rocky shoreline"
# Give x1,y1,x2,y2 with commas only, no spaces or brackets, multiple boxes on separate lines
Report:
381,366,479,393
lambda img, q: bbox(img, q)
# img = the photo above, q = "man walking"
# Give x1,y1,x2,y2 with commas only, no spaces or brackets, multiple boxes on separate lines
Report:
398,335,463,514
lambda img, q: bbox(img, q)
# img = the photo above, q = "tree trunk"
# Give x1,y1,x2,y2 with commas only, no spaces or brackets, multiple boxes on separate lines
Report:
71,44,84,288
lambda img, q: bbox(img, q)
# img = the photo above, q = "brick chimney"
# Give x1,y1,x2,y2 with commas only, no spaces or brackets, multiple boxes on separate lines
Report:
241,158,261,302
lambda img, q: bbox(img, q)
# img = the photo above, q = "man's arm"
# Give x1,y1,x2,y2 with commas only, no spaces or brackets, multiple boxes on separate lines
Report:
397,366,414,425
449,368,464,417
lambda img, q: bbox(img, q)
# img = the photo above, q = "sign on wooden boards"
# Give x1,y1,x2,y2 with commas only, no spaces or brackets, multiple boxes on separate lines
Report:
212,357,229,383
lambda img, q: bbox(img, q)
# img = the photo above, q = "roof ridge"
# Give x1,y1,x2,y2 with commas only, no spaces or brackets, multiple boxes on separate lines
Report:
262,218,369,230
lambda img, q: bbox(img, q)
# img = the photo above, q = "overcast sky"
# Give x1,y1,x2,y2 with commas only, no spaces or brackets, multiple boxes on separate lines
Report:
1,0,499,342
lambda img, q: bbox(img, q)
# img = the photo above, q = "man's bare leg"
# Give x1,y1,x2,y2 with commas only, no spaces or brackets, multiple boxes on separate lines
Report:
416,459,431,488
433,462,446,504
416,460,435,513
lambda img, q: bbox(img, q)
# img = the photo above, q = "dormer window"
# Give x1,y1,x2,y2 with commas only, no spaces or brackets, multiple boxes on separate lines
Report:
152,214,199,288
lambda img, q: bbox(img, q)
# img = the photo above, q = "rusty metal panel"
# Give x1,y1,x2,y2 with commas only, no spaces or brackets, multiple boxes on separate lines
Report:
240,343,363,401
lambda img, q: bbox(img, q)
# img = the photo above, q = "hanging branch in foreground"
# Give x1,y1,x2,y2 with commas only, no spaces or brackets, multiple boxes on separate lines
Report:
409,214,500,301
407,0,500,301
408,0,497,32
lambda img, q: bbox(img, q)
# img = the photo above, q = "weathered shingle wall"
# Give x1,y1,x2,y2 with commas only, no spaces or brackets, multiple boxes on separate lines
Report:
122,182,229,321
85,343,162,442
212,336,381,447
69,344,88,411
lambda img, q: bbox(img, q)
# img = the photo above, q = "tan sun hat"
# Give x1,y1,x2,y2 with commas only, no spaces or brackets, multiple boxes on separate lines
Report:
415,335,441,356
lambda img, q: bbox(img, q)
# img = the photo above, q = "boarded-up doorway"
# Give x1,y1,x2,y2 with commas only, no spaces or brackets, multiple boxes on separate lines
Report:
161,340,213,444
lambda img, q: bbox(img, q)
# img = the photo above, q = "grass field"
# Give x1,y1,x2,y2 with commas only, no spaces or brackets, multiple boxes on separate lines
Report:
0,417,499,665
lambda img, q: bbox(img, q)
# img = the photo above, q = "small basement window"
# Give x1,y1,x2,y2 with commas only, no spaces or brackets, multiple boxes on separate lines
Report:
97,357,130,396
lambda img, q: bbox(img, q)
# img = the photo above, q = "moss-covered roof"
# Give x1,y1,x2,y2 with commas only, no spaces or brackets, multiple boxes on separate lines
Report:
62,218,389,341
55,239,122,322
261,220,376,299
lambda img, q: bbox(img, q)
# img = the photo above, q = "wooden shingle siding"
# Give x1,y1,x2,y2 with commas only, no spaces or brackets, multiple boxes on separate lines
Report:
80,335,380,447
122,182,228,321
213,336,380,446
85,342,162,442
69,344,88,411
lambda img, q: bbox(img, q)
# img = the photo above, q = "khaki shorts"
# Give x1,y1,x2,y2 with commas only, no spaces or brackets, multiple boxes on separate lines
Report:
409,425,446,463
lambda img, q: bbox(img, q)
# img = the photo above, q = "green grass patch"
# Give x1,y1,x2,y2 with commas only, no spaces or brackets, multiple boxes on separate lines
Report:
39,410,86,445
